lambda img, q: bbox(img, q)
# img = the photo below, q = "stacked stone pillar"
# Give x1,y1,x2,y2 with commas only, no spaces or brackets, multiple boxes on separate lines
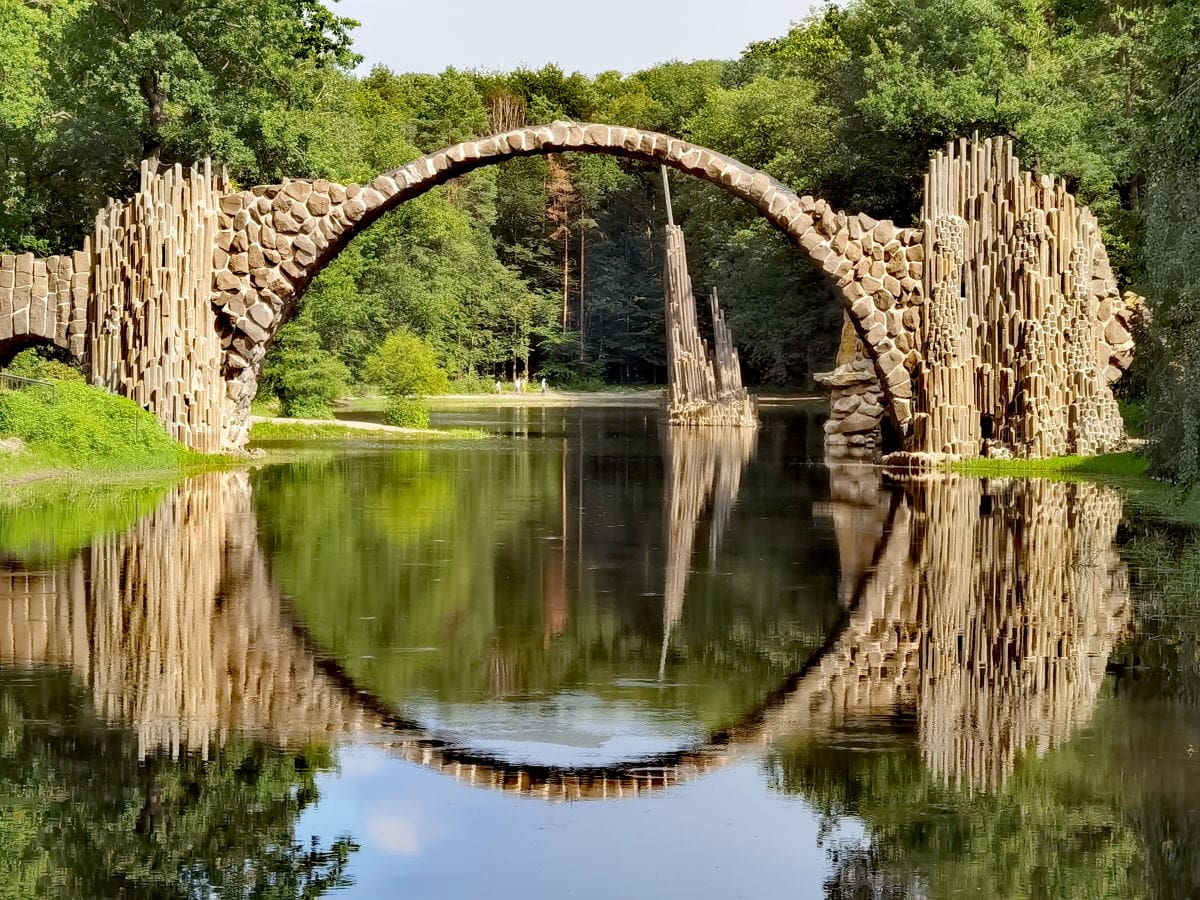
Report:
907,137,1131,458
662,225,758,427
91,161,230,452
0,249,89,357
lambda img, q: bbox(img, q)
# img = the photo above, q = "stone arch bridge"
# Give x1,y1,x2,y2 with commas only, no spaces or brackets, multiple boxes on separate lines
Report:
0,467,1130,798
0,123,1134,457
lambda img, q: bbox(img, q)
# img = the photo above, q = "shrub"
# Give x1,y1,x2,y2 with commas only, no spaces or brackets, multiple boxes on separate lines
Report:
363,328,450,399
447,372,492,394
383,397,430,429
261,320,350,419
6,347,84,382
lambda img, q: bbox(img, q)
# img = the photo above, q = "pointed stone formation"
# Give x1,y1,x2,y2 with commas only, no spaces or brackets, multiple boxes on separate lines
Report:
662,224,758,427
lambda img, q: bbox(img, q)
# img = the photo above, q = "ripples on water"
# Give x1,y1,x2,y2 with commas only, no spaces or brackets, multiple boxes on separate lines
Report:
0,403,1195,898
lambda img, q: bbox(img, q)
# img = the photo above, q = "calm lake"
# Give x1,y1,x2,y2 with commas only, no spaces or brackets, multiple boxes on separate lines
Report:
1,402,1197,898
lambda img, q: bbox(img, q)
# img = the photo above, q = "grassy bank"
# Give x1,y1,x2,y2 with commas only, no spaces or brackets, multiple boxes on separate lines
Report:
947,450,1200,528
249,419,488,443
0,380,229,487
335,388,665,413
949,452,1148,480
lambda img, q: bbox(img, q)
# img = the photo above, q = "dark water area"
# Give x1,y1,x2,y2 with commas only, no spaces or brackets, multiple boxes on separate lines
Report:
0,403,1198,898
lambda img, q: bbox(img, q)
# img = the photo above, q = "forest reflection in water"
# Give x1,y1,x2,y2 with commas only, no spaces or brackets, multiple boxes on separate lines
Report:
0,407,1194,897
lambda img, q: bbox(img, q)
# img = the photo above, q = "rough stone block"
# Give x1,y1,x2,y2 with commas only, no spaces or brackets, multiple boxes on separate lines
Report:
215,270,241,291
307,193,330,216
285,181,313,202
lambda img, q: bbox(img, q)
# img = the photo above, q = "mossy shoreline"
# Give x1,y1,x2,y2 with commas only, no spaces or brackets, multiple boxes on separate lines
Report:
948,450,1200,526
948,451,1148,480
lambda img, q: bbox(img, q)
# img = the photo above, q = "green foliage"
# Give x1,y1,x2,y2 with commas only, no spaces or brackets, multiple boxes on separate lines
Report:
448,372,493,394
363,328,450,398
383,397,431,429
1140,0,1200,482
0,381,185,466
4,347,83,383
0,668,357,898
1,0,358,254
262,320,350,419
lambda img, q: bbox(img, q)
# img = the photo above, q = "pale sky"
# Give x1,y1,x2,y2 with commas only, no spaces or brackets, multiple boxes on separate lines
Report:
332,0,817,76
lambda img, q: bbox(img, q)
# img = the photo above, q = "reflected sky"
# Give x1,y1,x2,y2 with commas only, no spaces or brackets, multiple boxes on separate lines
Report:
300,744,855,900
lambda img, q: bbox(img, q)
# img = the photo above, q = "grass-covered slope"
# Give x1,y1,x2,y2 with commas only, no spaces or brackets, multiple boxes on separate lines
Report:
0,381,201,479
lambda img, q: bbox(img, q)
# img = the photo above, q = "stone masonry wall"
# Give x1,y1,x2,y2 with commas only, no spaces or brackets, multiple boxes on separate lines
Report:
0,250,89,357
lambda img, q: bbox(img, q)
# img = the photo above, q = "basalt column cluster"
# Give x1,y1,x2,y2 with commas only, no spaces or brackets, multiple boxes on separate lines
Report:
662,224,758,427
91,162,231,452
908,138,1136,458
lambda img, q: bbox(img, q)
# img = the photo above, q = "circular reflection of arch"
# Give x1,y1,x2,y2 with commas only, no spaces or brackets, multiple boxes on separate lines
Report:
0,470,1131,800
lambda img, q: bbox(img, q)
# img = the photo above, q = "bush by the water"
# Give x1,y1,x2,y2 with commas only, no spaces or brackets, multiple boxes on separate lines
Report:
0,381,186,465
364,329,450,399
384,397,430,429
447,373,492,394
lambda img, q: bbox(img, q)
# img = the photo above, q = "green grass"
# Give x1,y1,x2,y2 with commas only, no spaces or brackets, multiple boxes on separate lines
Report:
249,420,487,442
949,452,1148,480
250,394,283,417
947,449,1200,528
0,381,229,484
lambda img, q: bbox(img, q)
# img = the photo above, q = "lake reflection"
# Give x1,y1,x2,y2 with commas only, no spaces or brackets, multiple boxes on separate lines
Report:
0,406,1193,898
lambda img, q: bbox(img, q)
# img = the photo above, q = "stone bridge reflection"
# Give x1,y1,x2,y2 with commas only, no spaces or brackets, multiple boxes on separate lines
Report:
0,458,1130,798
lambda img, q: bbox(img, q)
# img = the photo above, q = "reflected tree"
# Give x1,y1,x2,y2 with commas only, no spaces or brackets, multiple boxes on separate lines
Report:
0,668,358,899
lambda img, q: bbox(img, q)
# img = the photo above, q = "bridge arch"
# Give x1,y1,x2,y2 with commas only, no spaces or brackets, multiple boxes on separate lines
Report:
214,121,924,437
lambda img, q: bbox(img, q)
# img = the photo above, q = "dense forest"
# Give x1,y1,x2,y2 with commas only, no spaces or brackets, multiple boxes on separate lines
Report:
1,0,1198,474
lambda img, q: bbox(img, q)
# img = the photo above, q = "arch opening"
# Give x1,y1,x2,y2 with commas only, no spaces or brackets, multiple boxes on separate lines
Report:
211,122,924,448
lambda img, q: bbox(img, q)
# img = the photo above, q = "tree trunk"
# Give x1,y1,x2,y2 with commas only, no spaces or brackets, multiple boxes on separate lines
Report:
139,72,167,166
579,221,586,361
561,229,570,331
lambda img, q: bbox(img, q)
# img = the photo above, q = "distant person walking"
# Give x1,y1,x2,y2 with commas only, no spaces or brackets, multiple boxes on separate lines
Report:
494,379,502,395
540,377,548,394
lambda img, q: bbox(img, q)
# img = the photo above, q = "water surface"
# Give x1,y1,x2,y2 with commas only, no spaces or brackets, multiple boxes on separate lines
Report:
0,403,1195,898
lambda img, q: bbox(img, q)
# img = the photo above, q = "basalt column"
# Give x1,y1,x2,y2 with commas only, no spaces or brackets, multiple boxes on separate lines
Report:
909,138,1135,458
90,161,230,453
661,170,758,428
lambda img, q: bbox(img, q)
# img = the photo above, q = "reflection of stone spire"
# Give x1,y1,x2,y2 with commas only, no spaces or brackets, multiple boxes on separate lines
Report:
658,426,758,679
759,470,1131,794
912,477,1132,792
